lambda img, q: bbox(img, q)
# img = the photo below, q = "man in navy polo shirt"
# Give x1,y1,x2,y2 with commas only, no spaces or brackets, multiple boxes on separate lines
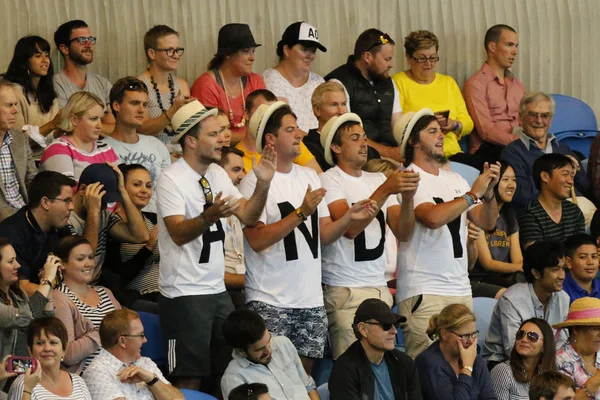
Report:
562,233,600,303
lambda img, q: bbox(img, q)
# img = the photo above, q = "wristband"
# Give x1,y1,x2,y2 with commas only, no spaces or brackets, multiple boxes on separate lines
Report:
453,121,460,132
146,374,159,387
462,194,475,207
23,390,31,395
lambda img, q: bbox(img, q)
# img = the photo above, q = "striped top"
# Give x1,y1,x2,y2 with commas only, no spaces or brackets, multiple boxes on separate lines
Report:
519,199,585,246
118,212,160,294
139,73,180,146
57,283,118,370
8,373,91,400
491,361,531,400
39,136,120,183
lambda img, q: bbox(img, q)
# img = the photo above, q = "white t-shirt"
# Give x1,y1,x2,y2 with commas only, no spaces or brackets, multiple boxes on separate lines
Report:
396,163,472,302
319,166,399,287
239,164,329,308
263,69,324,132
156,159,242,298
102,135,171,213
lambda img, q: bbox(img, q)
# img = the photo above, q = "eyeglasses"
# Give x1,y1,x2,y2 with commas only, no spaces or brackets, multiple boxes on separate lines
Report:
48,197,73,206
363,321,400,331
516,330,542,343
199,177,213,205
155,47,185,58
69,36,97,45
450,330,479,341
411,55,440,63
121,333,146,339
366,33,392,52
526,111,553,121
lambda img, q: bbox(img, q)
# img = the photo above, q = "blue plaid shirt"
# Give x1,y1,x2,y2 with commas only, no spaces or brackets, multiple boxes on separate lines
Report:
0,132,25,209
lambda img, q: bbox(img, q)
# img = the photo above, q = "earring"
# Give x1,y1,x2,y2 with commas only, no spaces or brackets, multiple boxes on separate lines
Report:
61,357,64,362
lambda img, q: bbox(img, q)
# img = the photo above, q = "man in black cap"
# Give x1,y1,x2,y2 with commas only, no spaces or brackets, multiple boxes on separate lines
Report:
325,29,402,162
329,298,422,400
66,162,149,281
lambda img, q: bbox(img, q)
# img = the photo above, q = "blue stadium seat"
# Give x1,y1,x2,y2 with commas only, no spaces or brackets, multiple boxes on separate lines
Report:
317,383,330,400
550,94,598,158
450,161,479,187
138,311,166,370
473,297,497,354
312,335,334,387
391,304,405,352
180,389,218,399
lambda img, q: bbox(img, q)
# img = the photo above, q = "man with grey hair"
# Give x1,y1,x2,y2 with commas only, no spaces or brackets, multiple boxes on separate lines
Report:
500,91,592,211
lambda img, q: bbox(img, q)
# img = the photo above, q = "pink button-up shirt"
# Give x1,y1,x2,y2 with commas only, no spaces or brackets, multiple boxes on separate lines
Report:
463,62,526,153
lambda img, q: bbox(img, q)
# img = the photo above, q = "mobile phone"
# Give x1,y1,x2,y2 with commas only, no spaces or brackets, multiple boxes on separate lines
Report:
6,356,37,374
436,110,450,119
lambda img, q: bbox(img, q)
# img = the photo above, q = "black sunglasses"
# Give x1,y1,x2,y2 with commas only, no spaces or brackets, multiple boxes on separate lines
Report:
366,33,392,52
363,321,400,331
199,177,213,205
516,330,542,343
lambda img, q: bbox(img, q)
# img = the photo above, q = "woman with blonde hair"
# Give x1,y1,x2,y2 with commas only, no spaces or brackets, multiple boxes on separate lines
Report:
415,303,496,400
40,91,119,183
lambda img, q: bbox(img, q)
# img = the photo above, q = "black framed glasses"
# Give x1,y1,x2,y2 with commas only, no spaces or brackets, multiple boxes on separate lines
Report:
48,197,74,206
411,55,440,63
199,177,213,204
366,33,392,52
155,47,185,58
516,330,542,343
122,333,146,339
450,330,479,341
363,321,399,331
69,36,97,45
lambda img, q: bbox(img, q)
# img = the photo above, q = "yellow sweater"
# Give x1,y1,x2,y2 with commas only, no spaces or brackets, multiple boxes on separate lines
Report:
235,140,315,173
392,71,474,157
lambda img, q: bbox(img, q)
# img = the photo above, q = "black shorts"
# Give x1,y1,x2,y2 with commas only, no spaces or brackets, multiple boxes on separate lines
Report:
158,291,234,378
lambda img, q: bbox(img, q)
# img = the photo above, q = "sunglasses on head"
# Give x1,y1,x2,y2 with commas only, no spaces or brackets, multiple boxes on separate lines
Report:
516,330,542,343
366,33,392,52
199,177,213,205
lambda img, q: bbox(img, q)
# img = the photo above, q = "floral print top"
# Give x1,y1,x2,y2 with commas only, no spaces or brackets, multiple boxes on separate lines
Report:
556,341,600,399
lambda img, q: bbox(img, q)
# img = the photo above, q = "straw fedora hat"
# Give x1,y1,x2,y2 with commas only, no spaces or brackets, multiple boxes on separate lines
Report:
393,108,434,158
247,101,288,154
170,100,218,144
319,113,363,166
553,297,600,329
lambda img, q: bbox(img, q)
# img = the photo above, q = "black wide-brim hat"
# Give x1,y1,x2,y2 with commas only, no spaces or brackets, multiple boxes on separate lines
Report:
216,23,262,56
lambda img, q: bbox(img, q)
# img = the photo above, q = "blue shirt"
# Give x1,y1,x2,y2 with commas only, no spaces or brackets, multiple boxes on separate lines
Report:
370,359,394,400
562,272,600,303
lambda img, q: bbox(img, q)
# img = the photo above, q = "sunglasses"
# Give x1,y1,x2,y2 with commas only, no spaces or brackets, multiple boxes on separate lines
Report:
516,330,542,343
199,177,213,205
366,33,392,52
363,321,400,331
69,36,97,45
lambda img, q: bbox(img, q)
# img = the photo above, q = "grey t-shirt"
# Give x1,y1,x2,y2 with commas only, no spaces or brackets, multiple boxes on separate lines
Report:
54,70,112,108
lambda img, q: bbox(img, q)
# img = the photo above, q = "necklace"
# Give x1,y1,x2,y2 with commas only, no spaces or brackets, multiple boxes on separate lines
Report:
218,69,246,129
148,69,175,113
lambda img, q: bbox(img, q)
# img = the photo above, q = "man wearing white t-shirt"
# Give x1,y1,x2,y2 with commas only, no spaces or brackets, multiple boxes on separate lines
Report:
393,108,501,359
318,112,420,359
240,101,375,374
156,100,276,391
103,77,171,213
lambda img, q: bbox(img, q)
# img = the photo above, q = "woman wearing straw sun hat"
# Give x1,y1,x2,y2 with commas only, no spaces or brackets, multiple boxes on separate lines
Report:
554,297,600,399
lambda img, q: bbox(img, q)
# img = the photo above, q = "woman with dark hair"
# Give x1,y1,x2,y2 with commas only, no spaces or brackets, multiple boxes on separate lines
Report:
7,317,92,399
104,164,159,313
491,318,556,400
263,22,326,133
3,36,61,159
52,236,120,374
228,383,271,400
0,237,56,390
470,162,525,298
190,23,266,145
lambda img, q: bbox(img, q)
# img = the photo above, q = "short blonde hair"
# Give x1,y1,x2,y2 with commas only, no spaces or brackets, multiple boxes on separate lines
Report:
426,303,476,340
311,81,346,109
56,91,104,133
404,30,439,56
363,159,398,177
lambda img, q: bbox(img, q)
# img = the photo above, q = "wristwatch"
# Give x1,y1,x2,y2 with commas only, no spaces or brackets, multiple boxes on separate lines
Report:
462,365,473,373
295,208,307,222
146,374,159,387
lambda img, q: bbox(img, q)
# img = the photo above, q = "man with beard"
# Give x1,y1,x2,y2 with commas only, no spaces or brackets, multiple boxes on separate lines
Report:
53,20,115,135
221,309,319,400
393,108,501,358
325,29,402,162
156,100,276,392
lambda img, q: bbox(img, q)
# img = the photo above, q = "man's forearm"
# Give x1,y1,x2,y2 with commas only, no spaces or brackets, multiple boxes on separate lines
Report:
150,380,184,400
394,199,415,242
241,180,270,226
83,210,100,252
169,214,214,246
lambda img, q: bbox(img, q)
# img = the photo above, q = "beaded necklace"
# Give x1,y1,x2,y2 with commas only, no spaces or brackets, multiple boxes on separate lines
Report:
218,69,246,129
148,68,175,113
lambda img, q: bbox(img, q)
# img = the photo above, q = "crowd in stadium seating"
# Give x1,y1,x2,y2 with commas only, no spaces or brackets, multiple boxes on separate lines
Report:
0,16,598,400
